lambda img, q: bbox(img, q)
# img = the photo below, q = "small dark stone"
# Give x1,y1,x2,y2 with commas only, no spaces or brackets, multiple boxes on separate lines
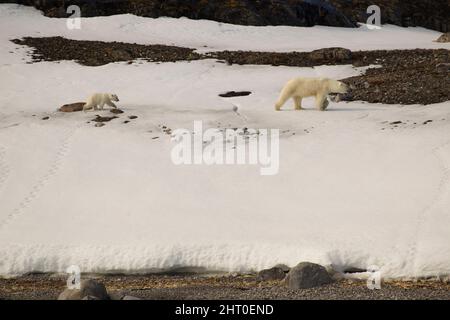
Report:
129,115,138,120
92,115,118,123
343,267,367,274
219,91,252,98
41,116,49,120
390,121,403,125
110,109,124,114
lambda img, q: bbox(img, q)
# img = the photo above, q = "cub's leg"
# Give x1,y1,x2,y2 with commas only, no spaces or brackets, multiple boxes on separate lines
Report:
83,103,93,112
293,96,303,110
98,102,106,110
106,101,117,109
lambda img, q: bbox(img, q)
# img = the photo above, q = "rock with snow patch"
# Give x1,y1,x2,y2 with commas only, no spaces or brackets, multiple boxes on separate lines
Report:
59,102,85,112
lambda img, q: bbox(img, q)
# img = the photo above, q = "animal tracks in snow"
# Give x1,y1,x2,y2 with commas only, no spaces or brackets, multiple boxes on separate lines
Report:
0,123,81,231
0,146,11,194
405,139,450,276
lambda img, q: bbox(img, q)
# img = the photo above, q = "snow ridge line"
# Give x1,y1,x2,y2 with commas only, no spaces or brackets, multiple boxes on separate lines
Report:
406,139,450,277
0,123,81,231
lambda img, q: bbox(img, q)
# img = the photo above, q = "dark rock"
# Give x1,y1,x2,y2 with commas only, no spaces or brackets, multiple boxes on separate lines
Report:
274,264,291,273
219,91,252,98
390,121,403,125
59,102,85,112
343,267,367,274
128,115,138,120
58,279,109,300
41,116,49,120
257,267,287,281
285,262,333,289
110,108,124,114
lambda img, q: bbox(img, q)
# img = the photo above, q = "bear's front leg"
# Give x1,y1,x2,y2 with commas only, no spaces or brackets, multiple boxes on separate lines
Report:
294,96,303,110
315,94,327,111
107,101,117,109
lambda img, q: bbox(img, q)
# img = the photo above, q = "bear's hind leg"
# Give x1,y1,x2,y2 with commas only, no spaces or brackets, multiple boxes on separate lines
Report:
275,88,292,111
294,96,303,110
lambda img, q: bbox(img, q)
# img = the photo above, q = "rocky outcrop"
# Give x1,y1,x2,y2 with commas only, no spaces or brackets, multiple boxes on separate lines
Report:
6,1,449,32
329,0,449,33
3,0,357,28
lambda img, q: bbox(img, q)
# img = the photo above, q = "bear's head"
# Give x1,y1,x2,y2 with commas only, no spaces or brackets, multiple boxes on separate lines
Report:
110,94,120,102
330,80,349,94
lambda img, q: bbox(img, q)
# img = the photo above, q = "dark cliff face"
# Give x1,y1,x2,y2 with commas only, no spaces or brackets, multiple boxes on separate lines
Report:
328,0,449,33
3,0,449,32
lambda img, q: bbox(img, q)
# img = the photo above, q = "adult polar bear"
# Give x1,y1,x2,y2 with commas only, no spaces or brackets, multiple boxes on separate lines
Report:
275,77,348,111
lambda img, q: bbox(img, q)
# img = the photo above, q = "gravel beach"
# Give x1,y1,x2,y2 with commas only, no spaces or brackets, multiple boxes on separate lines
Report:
1,274,449,300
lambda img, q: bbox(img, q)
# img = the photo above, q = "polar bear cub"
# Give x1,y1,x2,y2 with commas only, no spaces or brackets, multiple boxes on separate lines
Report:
275,77,348,111
83,93,119,111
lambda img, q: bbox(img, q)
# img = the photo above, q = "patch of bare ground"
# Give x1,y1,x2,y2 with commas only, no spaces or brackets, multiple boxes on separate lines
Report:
11,36,450,105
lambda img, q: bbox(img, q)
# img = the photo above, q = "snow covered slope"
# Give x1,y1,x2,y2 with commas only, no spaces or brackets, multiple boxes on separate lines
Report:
0,4,449,278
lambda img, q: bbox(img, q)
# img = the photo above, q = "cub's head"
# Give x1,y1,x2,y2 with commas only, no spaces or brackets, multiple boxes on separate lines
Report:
109,94,120,102
330,80,349,94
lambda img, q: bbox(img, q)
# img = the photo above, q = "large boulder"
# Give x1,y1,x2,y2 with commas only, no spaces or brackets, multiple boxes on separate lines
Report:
58,102,85,112
257,266,287,281
58,279,109,300
285,262,333,289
